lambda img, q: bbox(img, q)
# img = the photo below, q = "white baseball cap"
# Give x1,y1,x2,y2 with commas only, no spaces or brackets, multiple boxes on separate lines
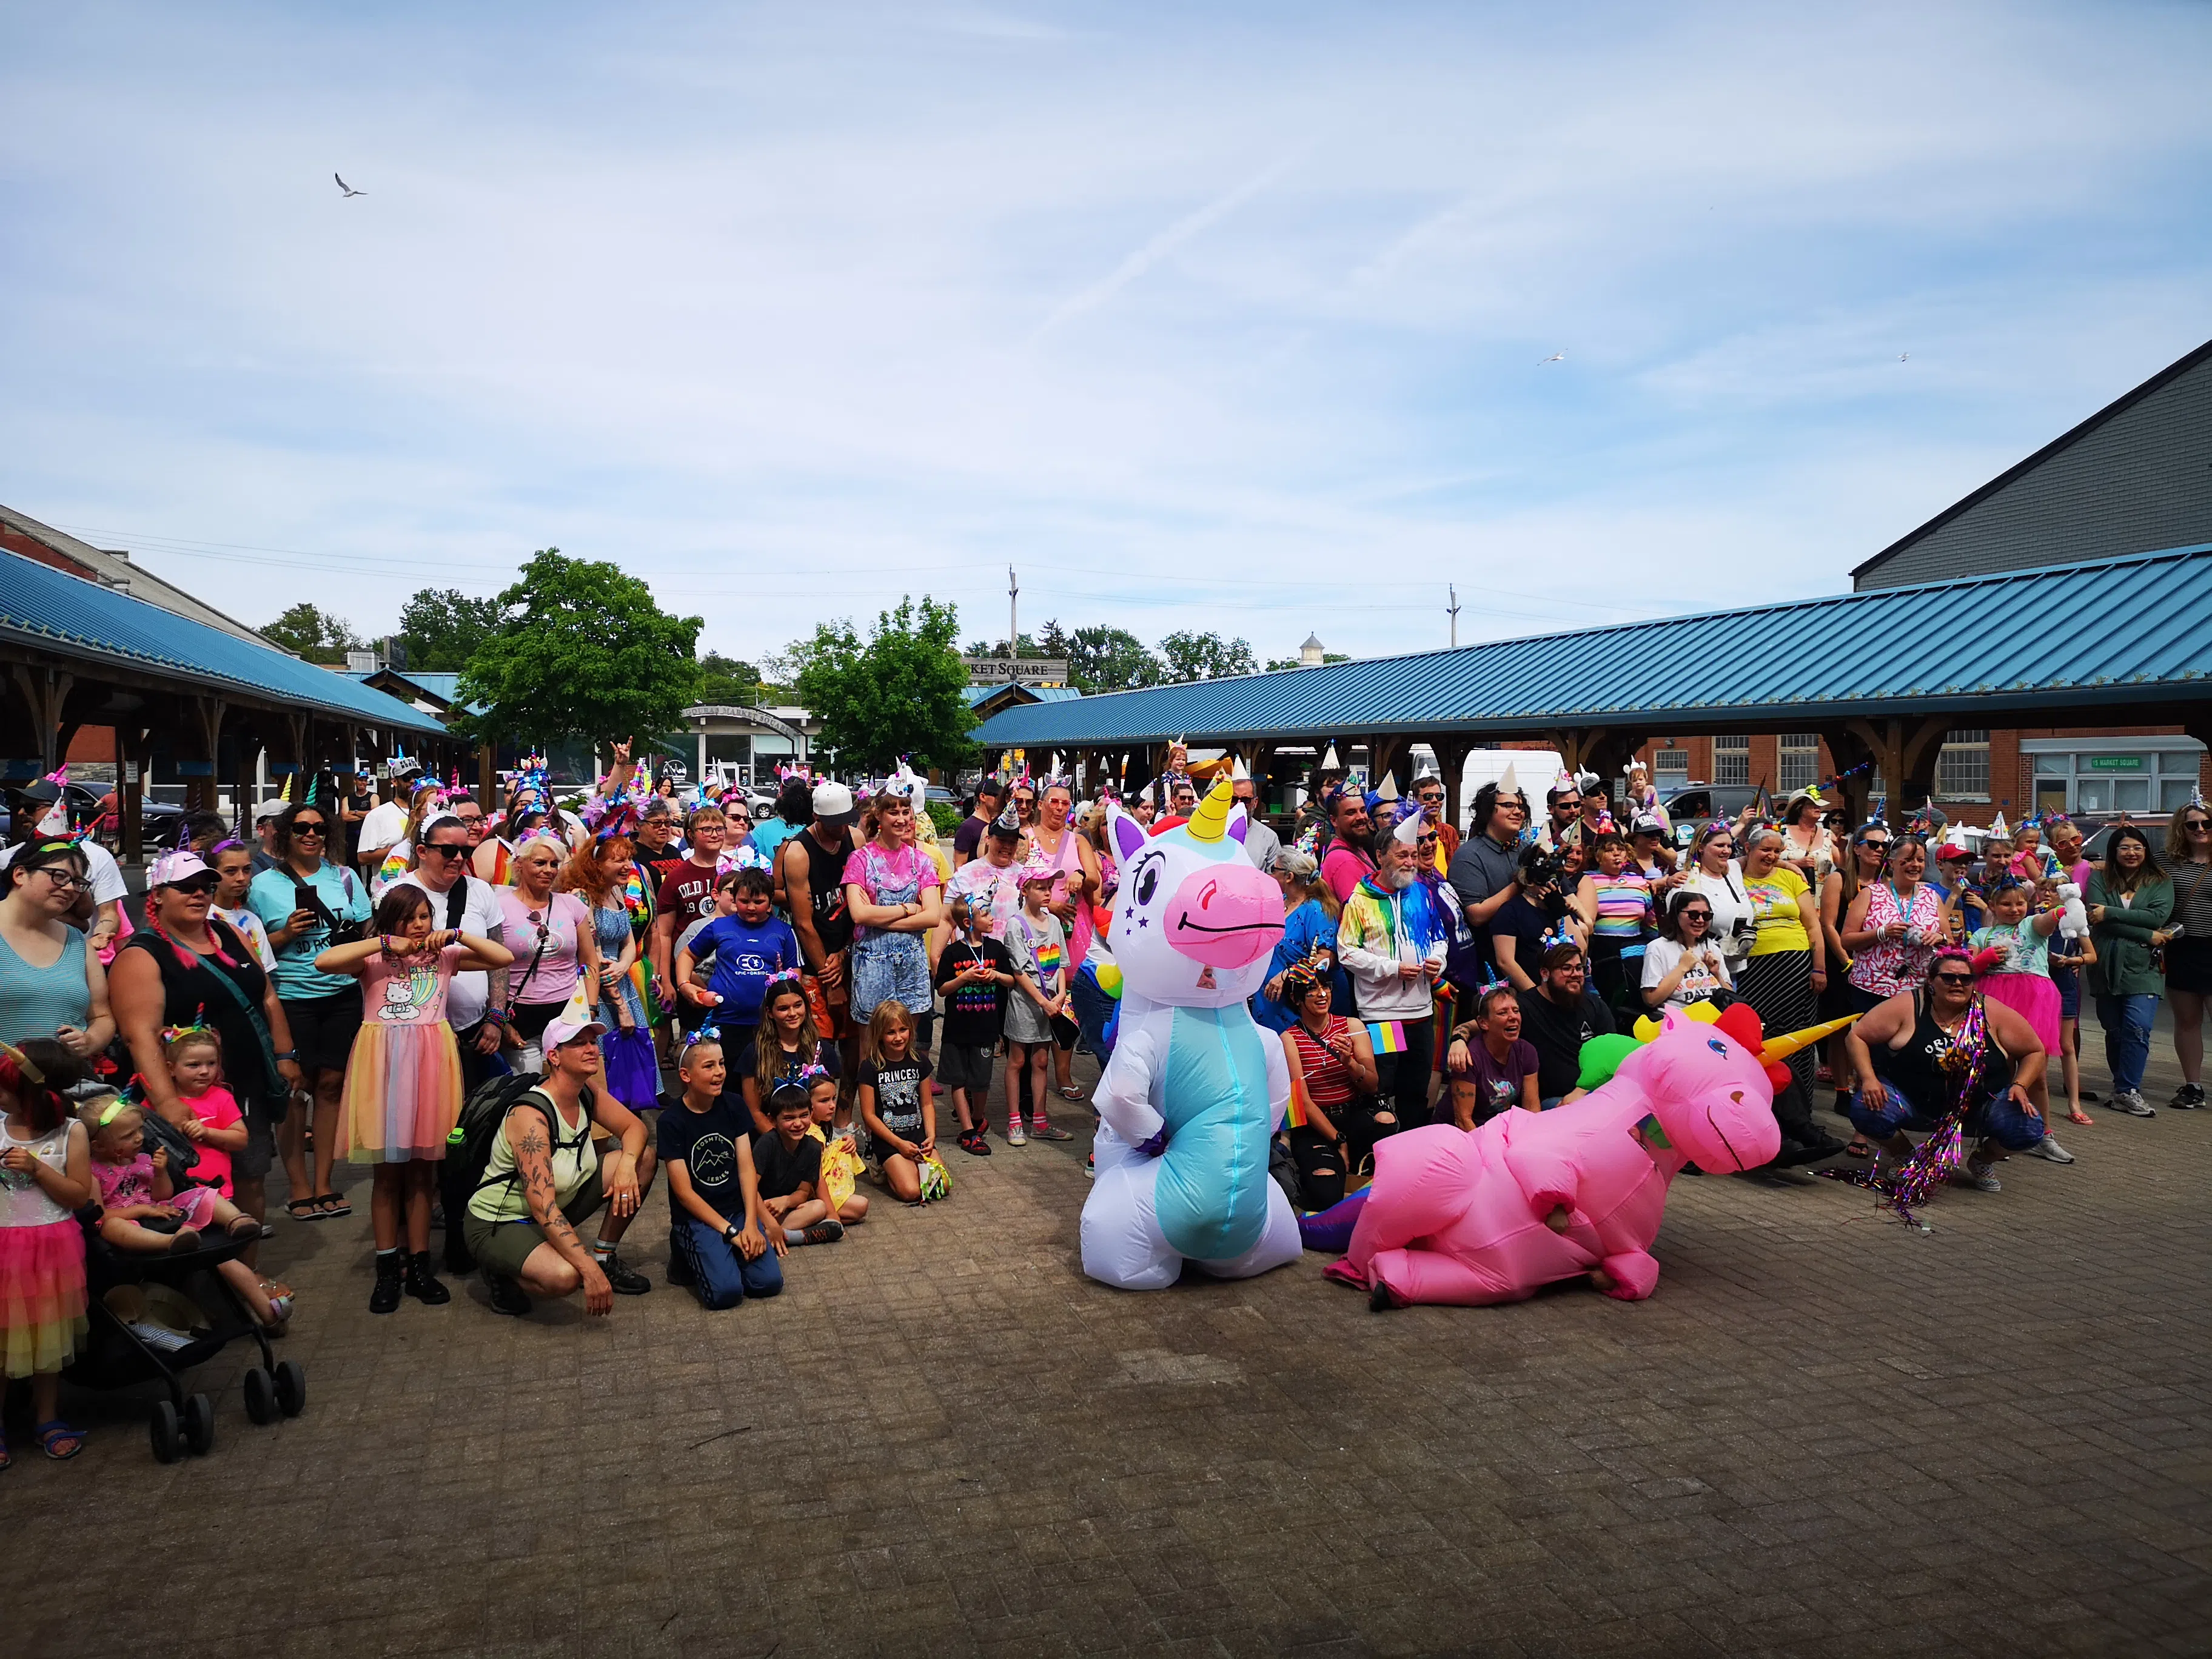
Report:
812,780,856,825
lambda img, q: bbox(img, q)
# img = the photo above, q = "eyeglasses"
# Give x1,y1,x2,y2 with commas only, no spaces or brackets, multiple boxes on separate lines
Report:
420,843,469,861
33,867,87,891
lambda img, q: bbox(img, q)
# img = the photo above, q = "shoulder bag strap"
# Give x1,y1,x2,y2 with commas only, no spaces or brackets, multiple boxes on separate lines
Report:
193,922,284,1096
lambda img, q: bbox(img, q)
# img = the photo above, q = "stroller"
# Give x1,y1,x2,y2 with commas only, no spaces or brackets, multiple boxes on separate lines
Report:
63,1208,306,1463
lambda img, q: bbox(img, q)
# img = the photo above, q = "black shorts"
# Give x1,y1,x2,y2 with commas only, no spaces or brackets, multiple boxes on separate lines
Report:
2168,937,2212,995
509,1002,563,1042
282,992,363,1076
937,1042,995,1094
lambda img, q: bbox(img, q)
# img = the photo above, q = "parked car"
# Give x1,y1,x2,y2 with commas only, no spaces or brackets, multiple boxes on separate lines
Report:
1658,785,1762,845
0,782,184,846
2080,819,2169,863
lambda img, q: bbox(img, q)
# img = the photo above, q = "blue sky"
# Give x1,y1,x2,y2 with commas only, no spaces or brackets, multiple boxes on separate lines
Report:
4,2,2210,668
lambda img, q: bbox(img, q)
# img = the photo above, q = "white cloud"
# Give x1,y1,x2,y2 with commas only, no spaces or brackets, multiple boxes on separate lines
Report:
2,1,2208,671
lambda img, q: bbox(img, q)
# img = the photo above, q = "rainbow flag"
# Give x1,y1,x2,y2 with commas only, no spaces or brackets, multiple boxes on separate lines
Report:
1283,1089,1309,1130
1367,1020,1407,1054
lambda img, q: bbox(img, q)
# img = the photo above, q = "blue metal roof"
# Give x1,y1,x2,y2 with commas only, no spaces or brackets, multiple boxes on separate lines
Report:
0,550,447,735
976,545,2212,749
344,670,485,714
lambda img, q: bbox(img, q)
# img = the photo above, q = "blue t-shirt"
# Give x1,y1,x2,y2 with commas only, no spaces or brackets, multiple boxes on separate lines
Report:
750,819,803,863
689,913,802,1025
247,862,373,1001
1253,898,1345,1034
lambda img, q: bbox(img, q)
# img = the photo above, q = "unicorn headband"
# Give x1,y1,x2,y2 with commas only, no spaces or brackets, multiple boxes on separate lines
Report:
0,1038,44,1085
158,1016,216,1046
1538,920,1579,954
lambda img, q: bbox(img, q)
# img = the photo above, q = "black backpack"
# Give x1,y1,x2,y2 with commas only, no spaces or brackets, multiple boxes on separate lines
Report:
440,1071,555,1274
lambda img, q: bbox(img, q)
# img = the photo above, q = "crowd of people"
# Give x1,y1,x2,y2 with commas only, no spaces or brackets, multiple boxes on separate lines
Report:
0,747,2205,1466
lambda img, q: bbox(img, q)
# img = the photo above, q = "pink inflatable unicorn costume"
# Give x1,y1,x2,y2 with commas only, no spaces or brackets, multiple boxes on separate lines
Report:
1322,1004,1785,1308
1080,778,1301,1290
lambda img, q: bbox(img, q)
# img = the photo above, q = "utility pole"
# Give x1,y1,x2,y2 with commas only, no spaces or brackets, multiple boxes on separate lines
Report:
1008,565,1019,664
1447,583,1461,649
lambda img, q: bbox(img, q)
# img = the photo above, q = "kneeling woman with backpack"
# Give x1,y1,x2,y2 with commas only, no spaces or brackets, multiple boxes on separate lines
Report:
452,990,651,1316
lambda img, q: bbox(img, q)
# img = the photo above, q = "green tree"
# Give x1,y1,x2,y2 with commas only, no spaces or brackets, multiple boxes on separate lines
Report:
452,548,703,746
394,588,505,671
792,596,973,774
1067,625,1162,693
261,602,363,661
1158,629,1257,683
693,651,760,707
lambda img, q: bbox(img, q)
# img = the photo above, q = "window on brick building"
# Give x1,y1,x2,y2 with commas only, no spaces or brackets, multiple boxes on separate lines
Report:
1777,733,1819,793
1936,729,1990,802
1712,736,1749,787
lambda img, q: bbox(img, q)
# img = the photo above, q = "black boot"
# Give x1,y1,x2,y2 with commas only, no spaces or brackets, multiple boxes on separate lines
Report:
369,1250,404,1315
405,1250,451,1305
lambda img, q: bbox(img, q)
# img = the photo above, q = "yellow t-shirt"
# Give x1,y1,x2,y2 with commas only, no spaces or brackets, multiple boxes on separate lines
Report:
1744,865,1812,956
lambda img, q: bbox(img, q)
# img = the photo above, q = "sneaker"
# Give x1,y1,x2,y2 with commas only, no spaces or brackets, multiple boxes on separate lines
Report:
799,1219,845,1246
1006,1120,1028,1146
2170,1084,2206,1110
1084,1150,1095,1179
597,1252,651,1295
1954,1159,2002,1193
1030,1122,1074,1141
2029,1136,2074,1164
2110,1090,2157,1118
484,1272,532,1316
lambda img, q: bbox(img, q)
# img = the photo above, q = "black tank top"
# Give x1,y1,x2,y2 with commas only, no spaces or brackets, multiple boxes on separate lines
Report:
1881,988,2013,1111
785,828,854,956
122,921,278,1105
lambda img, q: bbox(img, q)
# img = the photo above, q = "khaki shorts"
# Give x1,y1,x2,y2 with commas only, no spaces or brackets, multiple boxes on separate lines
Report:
464,1169,604,1279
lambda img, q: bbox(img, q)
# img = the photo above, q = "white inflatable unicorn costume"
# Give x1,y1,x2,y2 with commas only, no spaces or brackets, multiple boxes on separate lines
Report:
1080,777,1304,1290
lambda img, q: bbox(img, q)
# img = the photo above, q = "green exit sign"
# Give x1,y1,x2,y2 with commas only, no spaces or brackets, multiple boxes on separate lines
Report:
2087,756,2146,771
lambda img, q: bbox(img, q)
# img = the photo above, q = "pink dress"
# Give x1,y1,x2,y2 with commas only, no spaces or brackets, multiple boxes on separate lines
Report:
93,1153,224,1230
339,943,468,1163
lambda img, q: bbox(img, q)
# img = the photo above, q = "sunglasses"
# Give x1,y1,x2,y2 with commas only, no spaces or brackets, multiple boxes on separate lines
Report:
1417,791,1444,803
167,875,220,896
1680,910,1711,920
420,843,470,861
291,821,327,836
1930,972,1974,985
2188,820,2210,831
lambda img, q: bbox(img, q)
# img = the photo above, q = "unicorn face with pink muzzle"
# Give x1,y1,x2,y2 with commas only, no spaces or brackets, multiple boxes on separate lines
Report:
1079,778,1304,1290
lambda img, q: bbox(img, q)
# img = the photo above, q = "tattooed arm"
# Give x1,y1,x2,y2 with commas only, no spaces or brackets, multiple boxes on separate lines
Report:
506,1108,612,1315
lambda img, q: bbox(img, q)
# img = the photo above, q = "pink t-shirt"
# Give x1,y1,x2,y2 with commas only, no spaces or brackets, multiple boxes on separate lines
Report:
360,943,468,1029
498,890,589,1007
94,1151,158,1212
1321,844,1377,907
843,842,940,944
180,1085,243,1197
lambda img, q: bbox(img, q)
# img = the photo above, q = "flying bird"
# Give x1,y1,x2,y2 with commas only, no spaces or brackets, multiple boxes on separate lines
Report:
1539,349,1567,365
335,173,366,198
1899,352,1909,362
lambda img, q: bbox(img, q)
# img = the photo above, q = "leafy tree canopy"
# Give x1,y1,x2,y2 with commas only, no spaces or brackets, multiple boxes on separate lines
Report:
261,602,363,661
1065,625,1162,694
791,595,973,775
394,588,504,672
693,651,761,708
452,548,702,746
1158,629,1258,683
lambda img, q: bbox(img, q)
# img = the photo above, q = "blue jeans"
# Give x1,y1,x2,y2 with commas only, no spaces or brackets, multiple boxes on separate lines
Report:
671,1216,784,1310
2094,993,2158,1097
1845,1078,2045,1152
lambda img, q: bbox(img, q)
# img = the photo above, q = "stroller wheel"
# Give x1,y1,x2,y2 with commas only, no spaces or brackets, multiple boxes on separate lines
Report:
183,1394,216,1456
243,1367,277,1425
150,1400,183,1464
273,1360,307,1418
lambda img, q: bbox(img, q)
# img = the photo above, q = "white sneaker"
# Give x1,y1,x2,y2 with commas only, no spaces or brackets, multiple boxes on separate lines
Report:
1954,1159,2002,1193
2029,1136,2074,1164
1005,1120,1028,1146
2110,1090,2157,1118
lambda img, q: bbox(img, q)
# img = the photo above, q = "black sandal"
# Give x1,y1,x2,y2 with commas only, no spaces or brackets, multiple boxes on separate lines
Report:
286,1198,322,1222
315,1192,352,1219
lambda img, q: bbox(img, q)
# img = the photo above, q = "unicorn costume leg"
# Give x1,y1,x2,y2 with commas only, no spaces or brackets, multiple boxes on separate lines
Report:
1080,1121,1184,1290
1191,1176,1302,1279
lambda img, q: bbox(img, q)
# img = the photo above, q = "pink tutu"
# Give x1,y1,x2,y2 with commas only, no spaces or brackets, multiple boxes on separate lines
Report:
0,1218,89,1378
1980,971,2061,1059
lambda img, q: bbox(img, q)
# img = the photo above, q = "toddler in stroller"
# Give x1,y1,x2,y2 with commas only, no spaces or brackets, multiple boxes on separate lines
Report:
81,1100,286,1330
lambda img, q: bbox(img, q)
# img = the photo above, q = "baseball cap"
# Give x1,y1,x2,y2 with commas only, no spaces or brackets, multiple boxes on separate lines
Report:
10,779,61,804
812,781,856,825
147,850,213,888
1629,814,1666,837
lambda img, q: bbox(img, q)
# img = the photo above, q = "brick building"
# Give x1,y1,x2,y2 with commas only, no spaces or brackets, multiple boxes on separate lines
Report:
1637,338,2212,824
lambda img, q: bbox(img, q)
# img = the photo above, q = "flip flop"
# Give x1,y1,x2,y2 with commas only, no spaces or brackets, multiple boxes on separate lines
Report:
34,1421,84,1461
1056,1087,1087,1101
315,1192,353,1219
2066,1111,2094,1125
1845,1138,1872,1159
286,1198,321,1222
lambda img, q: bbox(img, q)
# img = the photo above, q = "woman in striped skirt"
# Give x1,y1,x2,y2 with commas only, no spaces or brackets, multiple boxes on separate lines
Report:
1737,827,1844,1164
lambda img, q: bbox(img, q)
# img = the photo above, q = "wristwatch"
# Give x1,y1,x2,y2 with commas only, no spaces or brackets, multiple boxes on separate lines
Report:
722,1222,742,1245
275,1050,299,1062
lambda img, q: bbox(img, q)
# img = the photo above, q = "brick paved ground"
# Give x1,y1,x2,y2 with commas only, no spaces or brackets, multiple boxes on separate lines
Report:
10,1033,2212,1659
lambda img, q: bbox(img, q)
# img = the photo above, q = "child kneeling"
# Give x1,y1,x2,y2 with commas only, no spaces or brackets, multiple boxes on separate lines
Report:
757,1083,865,1241
658,1036,782,1310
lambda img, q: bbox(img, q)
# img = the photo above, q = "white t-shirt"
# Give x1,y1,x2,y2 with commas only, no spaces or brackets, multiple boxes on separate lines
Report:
215,904,278,971
1681,862,1757,964
1641,935,1734,1011
358,801,407,856
389,872,505,1030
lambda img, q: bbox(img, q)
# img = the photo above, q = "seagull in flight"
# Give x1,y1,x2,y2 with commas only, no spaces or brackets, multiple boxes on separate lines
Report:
335,173,366,198
1898,352,1909,362
1539,349,1567,365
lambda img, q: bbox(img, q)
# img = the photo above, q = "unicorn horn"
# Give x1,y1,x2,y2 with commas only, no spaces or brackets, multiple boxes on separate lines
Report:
1187,776,1235,842
1760,1013,1859,1065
